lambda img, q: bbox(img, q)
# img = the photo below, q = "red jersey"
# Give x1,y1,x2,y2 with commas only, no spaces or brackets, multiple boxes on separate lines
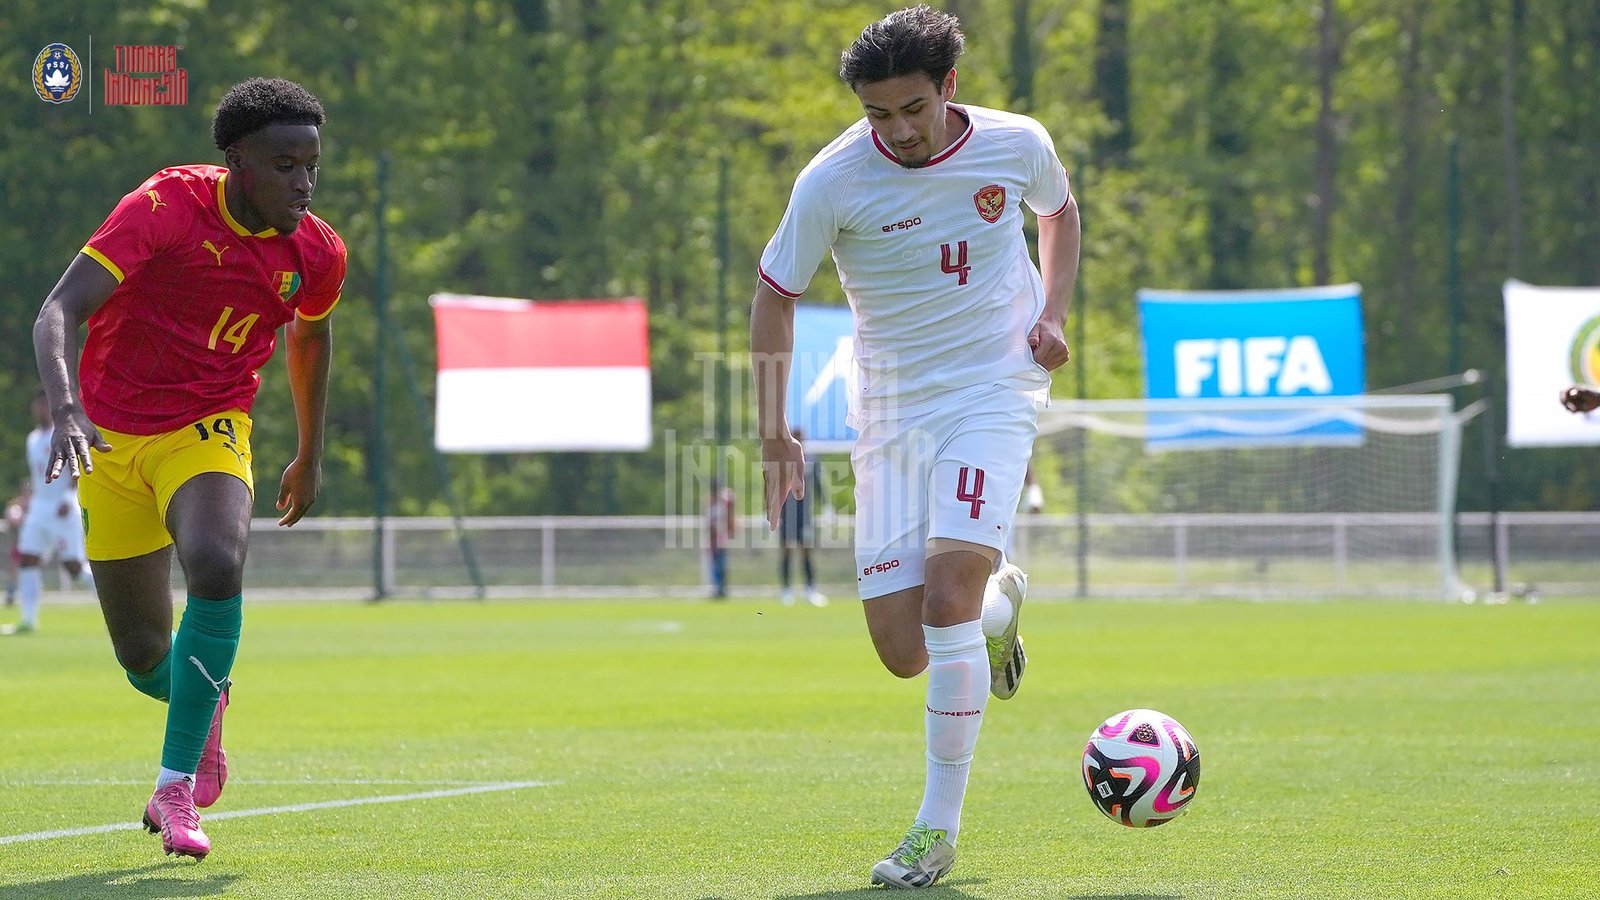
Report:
79,164,346,434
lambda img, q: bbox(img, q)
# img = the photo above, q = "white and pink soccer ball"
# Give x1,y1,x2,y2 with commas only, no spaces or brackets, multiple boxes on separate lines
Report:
1082,708,1201,827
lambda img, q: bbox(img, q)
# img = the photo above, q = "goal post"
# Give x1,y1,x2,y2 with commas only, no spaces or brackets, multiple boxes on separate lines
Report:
1028,395,1463,599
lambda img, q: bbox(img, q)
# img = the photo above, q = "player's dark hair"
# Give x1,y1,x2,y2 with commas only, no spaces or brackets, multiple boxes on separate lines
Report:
212,78,325,151
839,5,965,91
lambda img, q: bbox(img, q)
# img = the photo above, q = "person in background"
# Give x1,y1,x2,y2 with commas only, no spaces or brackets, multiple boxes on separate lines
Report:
706,477,737,599
3,479,29,607
9,390,90,634
778,429,828,607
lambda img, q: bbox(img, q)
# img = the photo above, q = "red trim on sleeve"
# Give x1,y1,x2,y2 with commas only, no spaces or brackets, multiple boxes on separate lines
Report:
758,267,803,299
1036,188,1072,219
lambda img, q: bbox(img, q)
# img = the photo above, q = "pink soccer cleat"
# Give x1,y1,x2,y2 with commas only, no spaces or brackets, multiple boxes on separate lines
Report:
194,682,230,808
143,780,211,860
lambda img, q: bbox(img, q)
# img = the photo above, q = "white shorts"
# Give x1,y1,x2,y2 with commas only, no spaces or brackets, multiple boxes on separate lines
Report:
17,502,87,563
852,381,1040,600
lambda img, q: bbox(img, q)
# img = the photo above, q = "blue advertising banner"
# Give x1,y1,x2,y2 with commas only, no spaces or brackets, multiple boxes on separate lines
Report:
1138,284,1365,448
786,305,857,449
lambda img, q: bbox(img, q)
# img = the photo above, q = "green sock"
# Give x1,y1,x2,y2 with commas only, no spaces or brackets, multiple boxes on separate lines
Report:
125,645,173,702
161,594,242,774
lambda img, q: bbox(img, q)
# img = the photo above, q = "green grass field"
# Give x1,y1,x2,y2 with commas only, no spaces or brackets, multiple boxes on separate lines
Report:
2,596,1597,899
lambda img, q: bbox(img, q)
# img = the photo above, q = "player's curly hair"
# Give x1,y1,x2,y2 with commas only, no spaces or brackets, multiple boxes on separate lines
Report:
839,5,965,91
212,77,325,151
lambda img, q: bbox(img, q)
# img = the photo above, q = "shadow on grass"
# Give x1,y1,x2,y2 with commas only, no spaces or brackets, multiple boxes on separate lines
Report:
0,865,237,899
761,876,988,899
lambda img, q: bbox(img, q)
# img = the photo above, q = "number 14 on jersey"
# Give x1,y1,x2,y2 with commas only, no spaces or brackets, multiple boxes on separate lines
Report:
208,306,259,354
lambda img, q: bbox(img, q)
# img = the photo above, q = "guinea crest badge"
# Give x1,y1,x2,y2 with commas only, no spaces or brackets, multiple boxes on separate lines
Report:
273,271,303,303
974,184,1005,223
33,43,83,104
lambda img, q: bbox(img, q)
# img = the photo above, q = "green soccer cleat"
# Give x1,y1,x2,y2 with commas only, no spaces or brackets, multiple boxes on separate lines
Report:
869,821,957,889
985,564,1028,700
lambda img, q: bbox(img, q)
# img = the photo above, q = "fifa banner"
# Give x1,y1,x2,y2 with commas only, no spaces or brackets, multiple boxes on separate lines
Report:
1138,284,1365,449
787,304,858,450
1503,279,1600,447
431,294,651,452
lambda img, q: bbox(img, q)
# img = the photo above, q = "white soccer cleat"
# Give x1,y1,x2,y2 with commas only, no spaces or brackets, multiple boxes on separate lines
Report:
781,588,796,607
870,821,957,889
807,588,828,608
984,563,1028,700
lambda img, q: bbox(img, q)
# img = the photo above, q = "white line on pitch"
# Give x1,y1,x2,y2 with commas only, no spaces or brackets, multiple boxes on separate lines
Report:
5,778,527,787
0,780,558,846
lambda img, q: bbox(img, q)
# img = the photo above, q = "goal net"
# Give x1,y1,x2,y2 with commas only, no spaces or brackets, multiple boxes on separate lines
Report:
1022,395,1464,599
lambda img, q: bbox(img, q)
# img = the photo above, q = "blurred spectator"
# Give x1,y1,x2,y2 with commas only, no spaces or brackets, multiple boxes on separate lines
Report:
706,477,737,599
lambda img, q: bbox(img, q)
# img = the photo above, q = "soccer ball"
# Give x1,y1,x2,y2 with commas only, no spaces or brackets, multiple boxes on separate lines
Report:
1082,708,1201,827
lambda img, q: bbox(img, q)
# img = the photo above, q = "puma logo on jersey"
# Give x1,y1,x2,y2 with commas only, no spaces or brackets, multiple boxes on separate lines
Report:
881,216,922,233
201,239,229,266
146,190,166,212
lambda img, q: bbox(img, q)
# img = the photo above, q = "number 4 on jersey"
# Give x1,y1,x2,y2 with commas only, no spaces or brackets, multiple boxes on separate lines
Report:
941,241,970,285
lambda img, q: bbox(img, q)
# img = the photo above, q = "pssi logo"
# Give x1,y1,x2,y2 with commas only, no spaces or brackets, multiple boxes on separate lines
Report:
33,43,82,104
1568,314,1600,384
973,184,1005,223
1174,336,1332,397
862,559,901,577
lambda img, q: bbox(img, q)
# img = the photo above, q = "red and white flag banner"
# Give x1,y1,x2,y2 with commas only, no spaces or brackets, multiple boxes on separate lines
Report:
430,294,652,452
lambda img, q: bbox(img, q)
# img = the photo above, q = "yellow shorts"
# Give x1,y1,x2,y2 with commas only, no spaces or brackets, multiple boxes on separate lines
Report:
79,410,256,561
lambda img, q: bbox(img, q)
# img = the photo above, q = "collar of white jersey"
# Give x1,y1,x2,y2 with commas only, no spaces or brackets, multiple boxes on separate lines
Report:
870,104,973,169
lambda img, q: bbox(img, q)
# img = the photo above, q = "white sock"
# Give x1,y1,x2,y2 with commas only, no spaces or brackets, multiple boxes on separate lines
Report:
18,568,41,629
156,767,194,790
979,576,1012,639
916,619,989,845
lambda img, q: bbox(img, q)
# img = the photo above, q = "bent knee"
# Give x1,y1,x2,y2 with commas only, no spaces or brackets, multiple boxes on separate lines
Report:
878,648,929,679
113,632,172,675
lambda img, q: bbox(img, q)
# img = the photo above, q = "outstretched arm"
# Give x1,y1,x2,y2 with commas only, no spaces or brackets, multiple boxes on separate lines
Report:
33,254,119,480
277,314,332,526
1030,192,1080,372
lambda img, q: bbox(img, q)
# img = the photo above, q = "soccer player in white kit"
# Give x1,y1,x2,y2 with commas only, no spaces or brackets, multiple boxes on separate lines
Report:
13,390,89,633
750,5,1079,888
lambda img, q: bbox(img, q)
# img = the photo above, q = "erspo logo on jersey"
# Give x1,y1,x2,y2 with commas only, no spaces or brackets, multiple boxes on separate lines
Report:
33,44,83,104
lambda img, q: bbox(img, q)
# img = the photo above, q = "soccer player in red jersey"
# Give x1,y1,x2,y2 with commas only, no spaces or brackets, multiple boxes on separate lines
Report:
32,78,346,861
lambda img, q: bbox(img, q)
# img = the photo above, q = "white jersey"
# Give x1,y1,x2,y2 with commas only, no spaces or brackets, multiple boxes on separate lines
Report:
26,427,78,508
759,104,1070,424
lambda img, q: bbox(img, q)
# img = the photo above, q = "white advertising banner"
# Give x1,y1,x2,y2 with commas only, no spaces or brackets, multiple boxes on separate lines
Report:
1503,279,1600,447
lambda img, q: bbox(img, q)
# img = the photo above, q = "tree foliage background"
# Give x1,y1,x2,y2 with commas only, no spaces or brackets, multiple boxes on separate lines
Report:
2,0,1596,516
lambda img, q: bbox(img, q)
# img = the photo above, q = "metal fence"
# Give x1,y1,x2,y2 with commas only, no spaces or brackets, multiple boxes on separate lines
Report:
214,512,1599,600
